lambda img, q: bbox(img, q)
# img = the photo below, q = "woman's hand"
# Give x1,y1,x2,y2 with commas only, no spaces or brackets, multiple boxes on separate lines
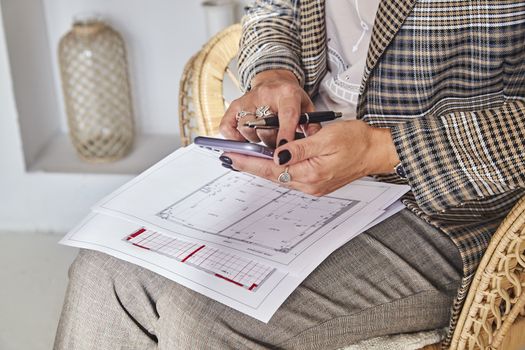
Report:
223,120,401,196
219,69,320,148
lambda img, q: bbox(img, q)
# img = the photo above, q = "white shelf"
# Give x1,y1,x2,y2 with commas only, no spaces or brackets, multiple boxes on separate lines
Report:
0,0,239,231
1,0,209,176
29,133,180,175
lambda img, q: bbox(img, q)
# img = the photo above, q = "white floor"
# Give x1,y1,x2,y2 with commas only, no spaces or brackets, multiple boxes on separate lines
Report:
0,232,78,350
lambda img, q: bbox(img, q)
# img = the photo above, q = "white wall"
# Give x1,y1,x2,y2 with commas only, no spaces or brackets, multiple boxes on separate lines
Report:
42,0,208,136
0,17,128,232
1,0,61,166
0,0,239,233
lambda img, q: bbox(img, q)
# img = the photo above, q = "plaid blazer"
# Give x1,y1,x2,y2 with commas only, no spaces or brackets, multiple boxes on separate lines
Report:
238,0,525,346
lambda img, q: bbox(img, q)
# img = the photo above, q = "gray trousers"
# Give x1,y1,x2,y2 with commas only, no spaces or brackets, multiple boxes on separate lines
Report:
54,210,463,350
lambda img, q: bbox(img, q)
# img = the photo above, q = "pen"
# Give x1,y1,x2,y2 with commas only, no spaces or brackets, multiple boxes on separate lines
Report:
244,111,343,128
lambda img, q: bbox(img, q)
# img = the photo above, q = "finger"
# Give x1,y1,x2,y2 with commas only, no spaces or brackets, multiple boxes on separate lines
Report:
274,131,327,166
224,151,319,186
236,113,262,143
224,152,283,183
301,94,316,113
286,182,321,197
255,128,278,148
282,159,320,185
295,125,319,138
305,123,322,136
297,98,320,136
219,102,246,141
276,94,302,146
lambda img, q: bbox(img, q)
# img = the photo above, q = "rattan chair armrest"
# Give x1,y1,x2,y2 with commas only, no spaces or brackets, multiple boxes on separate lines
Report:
448,195,525,350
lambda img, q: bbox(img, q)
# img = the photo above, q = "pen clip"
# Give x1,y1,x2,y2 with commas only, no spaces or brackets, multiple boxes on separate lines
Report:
252,125,278,130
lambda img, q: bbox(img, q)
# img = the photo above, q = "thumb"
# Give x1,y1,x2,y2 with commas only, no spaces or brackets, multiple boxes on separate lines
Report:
274,133,325,166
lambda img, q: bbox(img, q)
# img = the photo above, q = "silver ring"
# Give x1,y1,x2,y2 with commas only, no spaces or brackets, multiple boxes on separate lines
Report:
235,110,255,122
277,167,291,183
255,105,275,118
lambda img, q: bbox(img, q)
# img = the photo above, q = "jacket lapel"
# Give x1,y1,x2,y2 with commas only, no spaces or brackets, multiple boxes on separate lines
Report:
360,0,418,92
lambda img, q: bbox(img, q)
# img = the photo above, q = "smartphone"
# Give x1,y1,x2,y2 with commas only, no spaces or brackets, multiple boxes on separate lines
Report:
194,136,274,159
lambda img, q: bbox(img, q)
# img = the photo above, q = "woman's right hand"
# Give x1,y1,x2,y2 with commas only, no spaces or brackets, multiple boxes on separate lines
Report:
219,69,320,148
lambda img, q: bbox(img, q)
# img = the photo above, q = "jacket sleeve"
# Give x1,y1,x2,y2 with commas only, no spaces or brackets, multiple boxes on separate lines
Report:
391,97,525,216
238,0,304,92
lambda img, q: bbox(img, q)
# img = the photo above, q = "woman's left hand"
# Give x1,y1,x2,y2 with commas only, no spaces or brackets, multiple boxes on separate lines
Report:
223,120,401,196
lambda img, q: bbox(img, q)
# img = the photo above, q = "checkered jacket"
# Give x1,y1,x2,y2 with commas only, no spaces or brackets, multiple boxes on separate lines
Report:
238,0,525,346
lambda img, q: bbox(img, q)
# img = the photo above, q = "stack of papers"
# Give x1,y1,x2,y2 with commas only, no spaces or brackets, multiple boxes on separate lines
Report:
61,144,409,322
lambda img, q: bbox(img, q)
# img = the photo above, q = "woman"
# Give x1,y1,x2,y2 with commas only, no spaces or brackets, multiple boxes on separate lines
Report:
55,1,525,349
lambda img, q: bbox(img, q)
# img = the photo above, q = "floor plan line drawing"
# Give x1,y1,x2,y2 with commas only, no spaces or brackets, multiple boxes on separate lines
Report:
71,145,409,322
157,172,358,254
125,227,276,291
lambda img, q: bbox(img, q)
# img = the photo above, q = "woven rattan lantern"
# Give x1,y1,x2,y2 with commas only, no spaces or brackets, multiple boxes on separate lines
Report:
58,16,134,162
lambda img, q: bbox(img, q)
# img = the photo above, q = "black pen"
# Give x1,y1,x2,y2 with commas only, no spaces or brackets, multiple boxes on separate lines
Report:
244,111,343,128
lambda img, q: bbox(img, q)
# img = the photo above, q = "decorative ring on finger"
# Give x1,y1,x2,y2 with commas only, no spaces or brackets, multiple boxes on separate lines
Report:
255,105,275,118
236,110,255,122
277,167,292,184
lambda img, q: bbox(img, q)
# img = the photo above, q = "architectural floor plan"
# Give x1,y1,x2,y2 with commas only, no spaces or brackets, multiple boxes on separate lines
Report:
61,145,409,322
157,172,357,254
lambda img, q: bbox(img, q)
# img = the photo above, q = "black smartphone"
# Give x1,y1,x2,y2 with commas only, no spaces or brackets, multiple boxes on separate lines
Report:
194,136,274,159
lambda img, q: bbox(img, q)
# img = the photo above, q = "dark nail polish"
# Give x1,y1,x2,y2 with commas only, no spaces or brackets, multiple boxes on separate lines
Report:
278,139,288,147
278,150,291,165
220,155,232,165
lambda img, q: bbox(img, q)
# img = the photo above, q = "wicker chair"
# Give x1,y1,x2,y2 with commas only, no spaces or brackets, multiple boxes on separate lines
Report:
178,24,525,350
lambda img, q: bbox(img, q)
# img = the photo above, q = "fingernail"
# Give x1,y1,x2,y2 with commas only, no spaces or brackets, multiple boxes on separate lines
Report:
222,163,239,172
278,139,288,147
278,150,291,165
219,155,232,164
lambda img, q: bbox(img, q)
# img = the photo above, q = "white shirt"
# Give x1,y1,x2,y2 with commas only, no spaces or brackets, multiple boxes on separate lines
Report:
315,0,381,119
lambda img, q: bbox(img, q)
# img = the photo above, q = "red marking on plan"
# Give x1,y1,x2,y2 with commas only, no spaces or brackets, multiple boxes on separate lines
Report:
181,245,206,263
215,274,244,287
127,228,146,240
248,283,258,291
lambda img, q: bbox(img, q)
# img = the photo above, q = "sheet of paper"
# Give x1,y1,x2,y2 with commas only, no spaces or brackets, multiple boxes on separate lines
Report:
360,200,406,233
61,213,301,323
61,144,410,323
93,145,408,274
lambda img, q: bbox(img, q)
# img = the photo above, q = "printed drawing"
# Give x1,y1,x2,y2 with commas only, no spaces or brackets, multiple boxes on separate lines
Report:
125,228,275,291
157,173,356,253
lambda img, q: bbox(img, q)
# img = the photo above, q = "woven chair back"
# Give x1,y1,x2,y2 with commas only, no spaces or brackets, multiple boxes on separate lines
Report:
178,24,242,146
